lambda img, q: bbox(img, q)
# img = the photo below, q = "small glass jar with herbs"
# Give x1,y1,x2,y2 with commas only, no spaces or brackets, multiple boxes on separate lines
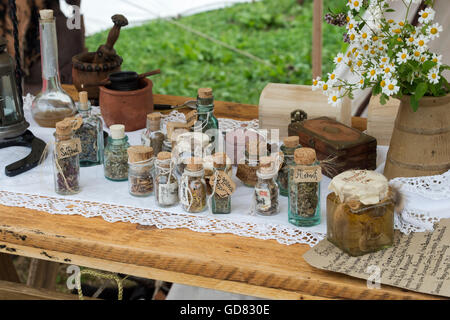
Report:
53,119,81,195
254,156,279,216
155,151,179,207
179,157,207,213
277,136,301,196
127,146,154,197
193,88,219,152
236,138,265,188
104,124,130,181
288,148,321,227
210,153,234,214
141,112,165,156
327,170,395,256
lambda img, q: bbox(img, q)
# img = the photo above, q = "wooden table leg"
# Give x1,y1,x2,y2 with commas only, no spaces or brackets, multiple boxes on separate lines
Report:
27,259,60,290
0,253,20,283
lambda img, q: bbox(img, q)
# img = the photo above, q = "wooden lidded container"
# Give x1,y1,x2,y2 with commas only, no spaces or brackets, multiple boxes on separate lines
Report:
288,117,377,178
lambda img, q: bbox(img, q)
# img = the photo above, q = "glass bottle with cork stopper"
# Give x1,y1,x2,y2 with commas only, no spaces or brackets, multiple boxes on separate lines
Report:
327,170,395,256
73,91,104,167
194,88,219,152
236,138,262,188
277,136,301,196
127,146,154,197
31,9,76,128
53,119,81,195
180,157,207,213
288,147,321,227
141,112,165,155
104,124,130,181
254,156,279,216
155,151,179,207
210,152,233,214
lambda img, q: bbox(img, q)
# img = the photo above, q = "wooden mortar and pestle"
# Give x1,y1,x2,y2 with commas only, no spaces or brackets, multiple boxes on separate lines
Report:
72,14,129,100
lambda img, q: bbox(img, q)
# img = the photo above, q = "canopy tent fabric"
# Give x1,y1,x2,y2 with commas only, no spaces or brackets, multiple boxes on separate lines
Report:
60,0,255,36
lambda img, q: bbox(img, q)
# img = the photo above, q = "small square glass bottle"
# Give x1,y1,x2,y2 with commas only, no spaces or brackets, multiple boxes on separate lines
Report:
277,136,301,196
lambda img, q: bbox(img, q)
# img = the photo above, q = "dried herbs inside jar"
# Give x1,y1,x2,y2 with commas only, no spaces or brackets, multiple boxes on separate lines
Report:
288,148,321,227
155,151,179,207
327,170,395,256
254,156,279,216
236,138,267,188
277,136,301,196
210,153,234,214
127,146,154,197
180,157,207,213
141,112,165,156
53,119,81,195
104,124,130,181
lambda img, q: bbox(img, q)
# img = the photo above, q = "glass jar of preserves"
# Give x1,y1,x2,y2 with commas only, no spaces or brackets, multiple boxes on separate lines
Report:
155,151,179,207
179,157,207,213
327,170,395,256
288,148,321,227
127,146,154,197
277,136,301,197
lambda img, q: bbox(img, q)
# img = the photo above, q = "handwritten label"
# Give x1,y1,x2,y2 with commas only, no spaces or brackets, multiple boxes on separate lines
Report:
255,188,271,210
210,171,236,198
293,165,322,183
56,138,82,160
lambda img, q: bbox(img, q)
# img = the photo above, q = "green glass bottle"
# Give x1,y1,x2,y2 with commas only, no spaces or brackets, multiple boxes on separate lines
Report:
194,88,219,153
277,136,301,196
211,153,231,214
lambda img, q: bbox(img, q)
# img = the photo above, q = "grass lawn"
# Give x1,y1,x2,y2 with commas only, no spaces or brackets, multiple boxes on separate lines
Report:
86,0,348,105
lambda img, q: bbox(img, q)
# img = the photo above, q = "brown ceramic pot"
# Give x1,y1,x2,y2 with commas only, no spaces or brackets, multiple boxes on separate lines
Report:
99,78,154,132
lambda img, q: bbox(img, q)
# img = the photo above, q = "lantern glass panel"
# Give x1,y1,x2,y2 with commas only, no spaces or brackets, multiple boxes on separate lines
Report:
0,72,21,126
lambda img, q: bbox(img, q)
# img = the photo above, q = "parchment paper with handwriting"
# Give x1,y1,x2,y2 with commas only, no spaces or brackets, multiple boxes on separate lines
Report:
303,219,450,298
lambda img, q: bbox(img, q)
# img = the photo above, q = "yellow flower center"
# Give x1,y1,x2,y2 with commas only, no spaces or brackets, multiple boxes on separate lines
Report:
337,57,343,62
370,49,376,54
388,19,394,24
357,60,363,67
352,47,357,53
379,46,384,51
370,70,376,76
363,44,369,50
330,74,335,80
385,67,390,73
346,16,350,22
323,84,328,91
362,33,367,39
421,57,426,62
313,80,318,86
382,57,387,62
388,84,394,90
350,34,355,41
380,64,385,69
332,96,338,102
401,53,407,59
432,74,437,79
397,37,403,42
408,37,414,42
433,58,438,63
373,36,379,41
380,80,386,87
418,40,425,46
422,12,429,18
431,28,438,34
349,23,354,29
393,29,401,34
354,1,359,6
399,21,405,26
414,51,420,57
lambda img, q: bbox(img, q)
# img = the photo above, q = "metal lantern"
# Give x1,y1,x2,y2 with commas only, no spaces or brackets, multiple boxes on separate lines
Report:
0,36,29,139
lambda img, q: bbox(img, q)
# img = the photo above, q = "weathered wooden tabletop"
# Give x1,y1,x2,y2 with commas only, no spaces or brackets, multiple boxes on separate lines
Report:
0,94,443,300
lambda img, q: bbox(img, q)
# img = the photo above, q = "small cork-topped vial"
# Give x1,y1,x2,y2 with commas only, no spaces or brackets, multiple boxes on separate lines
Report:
211,152,232,214
127,146,154,197
288,147,321,227
254,156,279,216
277,136,302,196
142,112,165,156
155,151,179,207
39,9,54,20
327,170,394,256
104,124,130,181
180,157,207,213
53,119,81,195
195,87,218,152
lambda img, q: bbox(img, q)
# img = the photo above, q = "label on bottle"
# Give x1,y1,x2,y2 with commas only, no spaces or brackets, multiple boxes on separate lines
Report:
158,182,179,206
255,188,271,211
209,171,236,198
293,165,322,183
56,138,82,160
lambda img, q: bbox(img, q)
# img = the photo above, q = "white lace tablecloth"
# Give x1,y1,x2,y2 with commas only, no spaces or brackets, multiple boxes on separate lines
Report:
0,95,448,247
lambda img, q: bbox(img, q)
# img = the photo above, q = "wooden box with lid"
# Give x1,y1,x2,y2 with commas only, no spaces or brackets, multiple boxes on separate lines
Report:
288,115,377,178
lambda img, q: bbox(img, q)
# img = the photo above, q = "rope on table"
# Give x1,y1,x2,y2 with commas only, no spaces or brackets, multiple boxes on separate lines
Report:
75,268,129,300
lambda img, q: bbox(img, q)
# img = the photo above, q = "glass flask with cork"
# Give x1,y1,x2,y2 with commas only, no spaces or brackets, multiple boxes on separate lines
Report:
254,156,279,216
141,112,165,156
327,170,395,256
31,9,76,128
104,124,130,181
277,136,301,196
127,146,154,197
155,151,179,207
53,119,81,195
210,152,232,214
288,148,321,227
179,157,207,213
194,88,219,151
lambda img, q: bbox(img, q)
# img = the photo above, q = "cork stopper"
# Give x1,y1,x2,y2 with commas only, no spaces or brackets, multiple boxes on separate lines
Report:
55,119,73,136
185,157,203,172
259,156,274,174
39,9,54,20
157,151,171,161
110,124,125,139
329,170,389,205
213,152,228,168
294,148,316,165
198,88,213,99
284,136,300,148
79,91,89,111
147,112,161,122
127,146,154,163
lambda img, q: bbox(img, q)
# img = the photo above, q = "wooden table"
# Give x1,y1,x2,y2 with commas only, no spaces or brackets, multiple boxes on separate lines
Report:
0,94,442,300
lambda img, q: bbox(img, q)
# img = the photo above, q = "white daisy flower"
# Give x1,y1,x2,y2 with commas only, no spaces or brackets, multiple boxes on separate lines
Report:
382,78,400,96
382,65,396,78
414,36,429,52
427,68,440,84
327,72,338,86
368,67,378,81
328,91,342,107
396,49,409,64
418,8,435,24
412,49,422,61
334,53,345,65
321,82,330,94
431,53,442,66
347,0,363,12
346,18,358,31
356,77,365,89
427,23,443,40
312,77,322,91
